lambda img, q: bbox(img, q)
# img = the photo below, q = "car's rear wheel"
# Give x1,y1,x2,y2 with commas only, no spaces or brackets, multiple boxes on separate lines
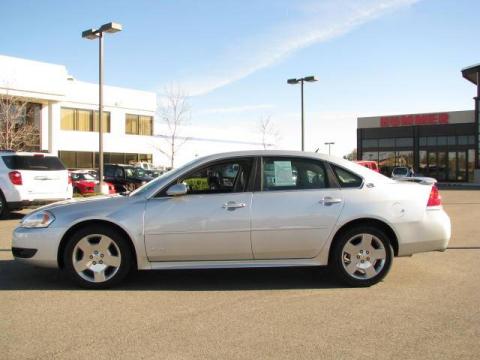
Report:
0,191,10,219
330,226,393,287
63,225,133,289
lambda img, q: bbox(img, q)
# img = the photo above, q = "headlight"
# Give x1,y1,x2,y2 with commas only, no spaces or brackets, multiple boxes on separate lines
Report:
21,210,55,228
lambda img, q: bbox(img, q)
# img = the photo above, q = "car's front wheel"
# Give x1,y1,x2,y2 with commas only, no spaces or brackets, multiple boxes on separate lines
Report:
63,225,133,289
330,226,393,287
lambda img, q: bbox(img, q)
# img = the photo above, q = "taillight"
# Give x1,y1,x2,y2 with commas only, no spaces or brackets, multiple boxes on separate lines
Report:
427,185,441,207
8,171,22,185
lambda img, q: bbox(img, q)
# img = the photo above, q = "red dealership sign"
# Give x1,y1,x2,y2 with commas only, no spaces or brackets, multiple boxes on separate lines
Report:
380,113,449,127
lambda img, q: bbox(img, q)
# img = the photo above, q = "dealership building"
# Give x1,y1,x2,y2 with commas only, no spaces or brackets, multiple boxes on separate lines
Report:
0,55,157,168
357,64,480,183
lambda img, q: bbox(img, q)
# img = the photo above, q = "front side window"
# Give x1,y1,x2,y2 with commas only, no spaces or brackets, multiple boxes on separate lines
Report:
331,165,363,188
178,159,253,195
262,158,328,191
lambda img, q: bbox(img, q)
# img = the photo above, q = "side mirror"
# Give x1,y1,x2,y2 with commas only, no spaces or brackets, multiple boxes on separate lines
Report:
166,183,188,196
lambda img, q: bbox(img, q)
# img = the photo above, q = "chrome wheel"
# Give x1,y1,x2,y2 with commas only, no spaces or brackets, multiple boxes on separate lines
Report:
72,234,121,283
341,233,387,280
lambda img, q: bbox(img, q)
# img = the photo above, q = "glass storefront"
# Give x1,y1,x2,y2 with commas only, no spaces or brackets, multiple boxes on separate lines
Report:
361,134,476,181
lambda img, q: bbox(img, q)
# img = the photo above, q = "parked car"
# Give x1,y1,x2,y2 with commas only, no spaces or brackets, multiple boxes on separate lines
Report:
103,164,151,192
0,151,73,218
355,160,380,173
70,170,116,195
12,150,451,289
391,166,415,178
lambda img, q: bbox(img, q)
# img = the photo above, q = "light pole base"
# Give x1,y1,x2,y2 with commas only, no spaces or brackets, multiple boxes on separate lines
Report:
95,183,110,195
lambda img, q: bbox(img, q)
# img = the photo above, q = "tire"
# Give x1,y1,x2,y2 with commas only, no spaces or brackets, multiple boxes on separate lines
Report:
63,224,133,289
0,191,10,219
329,225,393,287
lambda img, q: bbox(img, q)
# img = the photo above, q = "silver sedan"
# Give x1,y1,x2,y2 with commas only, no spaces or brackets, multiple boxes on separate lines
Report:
12,151,451,288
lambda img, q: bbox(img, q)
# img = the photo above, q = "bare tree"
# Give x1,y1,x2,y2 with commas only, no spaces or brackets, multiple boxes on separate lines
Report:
258,116,280,149
156,85,191,168
344,148,357,161
0,92,39,151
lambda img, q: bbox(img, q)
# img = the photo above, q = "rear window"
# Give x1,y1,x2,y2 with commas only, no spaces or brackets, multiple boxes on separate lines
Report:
2,155,66,171
331,165,363,188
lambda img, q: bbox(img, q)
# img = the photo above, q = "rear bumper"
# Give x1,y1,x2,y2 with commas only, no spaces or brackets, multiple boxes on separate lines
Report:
396,208,451,256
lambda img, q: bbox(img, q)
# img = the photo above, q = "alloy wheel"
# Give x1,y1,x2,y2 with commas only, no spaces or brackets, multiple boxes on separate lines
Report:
72,234,121,283
341,233,387,280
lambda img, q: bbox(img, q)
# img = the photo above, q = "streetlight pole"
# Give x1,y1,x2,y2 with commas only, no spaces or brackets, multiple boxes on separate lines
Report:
288,76,317,151
82,22,122,194
325,142,335,155
98,32,104,193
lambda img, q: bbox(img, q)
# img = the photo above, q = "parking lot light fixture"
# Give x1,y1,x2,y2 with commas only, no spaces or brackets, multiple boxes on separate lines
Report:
287,75,318,151
82,22,122,194
325,142,335,155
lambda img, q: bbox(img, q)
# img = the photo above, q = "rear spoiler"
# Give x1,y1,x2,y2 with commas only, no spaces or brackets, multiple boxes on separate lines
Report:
395,176,437,185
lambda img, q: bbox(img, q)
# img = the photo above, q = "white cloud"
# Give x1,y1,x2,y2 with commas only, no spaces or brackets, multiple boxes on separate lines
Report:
180,0,420,96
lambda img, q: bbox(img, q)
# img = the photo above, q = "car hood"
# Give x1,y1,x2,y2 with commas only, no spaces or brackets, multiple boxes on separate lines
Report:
33,194,129,213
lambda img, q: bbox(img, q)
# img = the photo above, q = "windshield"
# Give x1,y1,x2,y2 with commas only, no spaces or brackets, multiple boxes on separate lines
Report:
2,155,65,171
393,167,408,176
72,173,96,181
129,157,199,197
134,168,146,177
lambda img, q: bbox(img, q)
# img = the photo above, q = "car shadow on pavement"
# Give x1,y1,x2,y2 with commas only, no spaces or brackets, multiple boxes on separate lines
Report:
0,212,25,220
0,259,343,291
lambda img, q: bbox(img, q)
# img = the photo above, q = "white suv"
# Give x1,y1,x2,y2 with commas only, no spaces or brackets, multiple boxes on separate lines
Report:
0,151,73,217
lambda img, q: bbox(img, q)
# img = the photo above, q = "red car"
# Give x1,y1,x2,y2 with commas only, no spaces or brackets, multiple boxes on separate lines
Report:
354,160,380,173
70,171,116,195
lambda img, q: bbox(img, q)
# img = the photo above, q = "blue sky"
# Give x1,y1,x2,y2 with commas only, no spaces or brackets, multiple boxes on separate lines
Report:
1,0,479,156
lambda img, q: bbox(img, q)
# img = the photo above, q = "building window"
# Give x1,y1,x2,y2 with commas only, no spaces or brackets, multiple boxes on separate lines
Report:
60,108,110,133
378,138,395,148
93,111,111,132
362,152,379,162
396,151,414,167
59,151,152,169
362,139,378,148
427,137,437,146
61,108,75,130
125,114,153,135
395,137,413,147
437,136,447,146
447,136,456,146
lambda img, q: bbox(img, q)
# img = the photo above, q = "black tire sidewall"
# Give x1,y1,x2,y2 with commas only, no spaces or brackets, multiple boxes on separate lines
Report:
330,225,393,287
63,225,132,289
0,190,9,219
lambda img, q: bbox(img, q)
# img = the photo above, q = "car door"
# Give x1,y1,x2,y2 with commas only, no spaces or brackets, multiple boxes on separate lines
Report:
251,157,345,259
144,158,254,262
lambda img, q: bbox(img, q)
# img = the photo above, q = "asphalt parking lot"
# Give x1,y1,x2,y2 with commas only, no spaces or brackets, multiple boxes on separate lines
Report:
1,190,479,359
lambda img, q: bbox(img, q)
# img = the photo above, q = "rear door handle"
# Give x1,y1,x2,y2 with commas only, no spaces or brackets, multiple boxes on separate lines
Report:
320,197,342,206
222,201,247,210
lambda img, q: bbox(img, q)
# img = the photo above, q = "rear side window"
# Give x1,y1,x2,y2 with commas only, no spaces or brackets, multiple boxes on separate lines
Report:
331,165,363,188
262,157,329,191
2,155,65,171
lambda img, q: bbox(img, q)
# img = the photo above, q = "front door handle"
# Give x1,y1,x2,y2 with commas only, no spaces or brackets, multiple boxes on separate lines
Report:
222,201,246,210
320,197,342,206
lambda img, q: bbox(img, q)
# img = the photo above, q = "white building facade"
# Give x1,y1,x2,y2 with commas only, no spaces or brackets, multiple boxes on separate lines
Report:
0,55,158,169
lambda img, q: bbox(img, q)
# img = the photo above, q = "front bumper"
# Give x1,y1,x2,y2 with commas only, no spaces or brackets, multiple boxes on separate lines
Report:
396,208,451,256
11,226,66,268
